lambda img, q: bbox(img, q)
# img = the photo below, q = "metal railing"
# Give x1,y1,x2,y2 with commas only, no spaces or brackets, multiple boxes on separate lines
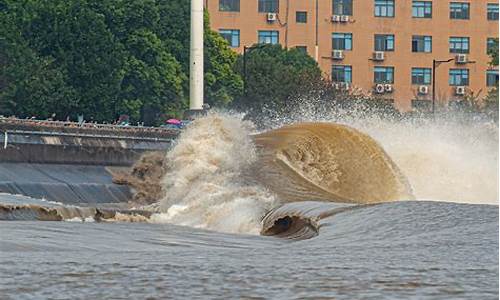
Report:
1,130,174,142
0,117,180,134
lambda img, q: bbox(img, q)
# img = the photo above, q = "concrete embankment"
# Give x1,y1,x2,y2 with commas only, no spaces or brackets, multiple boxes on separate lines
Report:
0,119,178,204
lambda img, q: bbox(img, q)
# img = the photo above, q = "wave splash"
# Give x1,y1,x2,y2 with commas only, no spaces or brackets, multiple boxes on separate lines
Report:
152,114,277,234
257,105,498,205
252,122,414,203
2,111,497,239
151,113,413,234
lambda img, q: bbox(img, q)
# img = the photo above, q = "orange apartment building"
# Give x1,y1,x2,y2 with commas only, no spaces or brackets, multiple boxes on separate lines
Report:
205,0,499,111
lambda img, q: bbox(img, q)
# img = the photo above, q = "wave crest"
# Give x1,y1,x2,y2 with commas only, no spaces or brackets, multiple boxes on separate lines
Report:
155,113,278,234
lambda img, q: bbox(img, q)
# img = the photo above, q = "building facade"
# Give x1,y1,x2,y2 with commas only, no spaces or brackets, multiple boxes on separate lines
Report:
206,0,499,111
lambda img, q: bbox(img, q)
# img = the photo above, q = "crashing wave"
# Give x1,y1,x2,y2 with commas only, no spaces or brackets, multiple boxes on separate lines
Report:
149,113,413,234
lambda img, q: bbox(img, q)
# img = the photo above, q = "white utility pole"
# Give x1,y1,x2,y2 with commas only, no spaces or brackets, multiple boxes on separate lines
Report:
189,0,204,111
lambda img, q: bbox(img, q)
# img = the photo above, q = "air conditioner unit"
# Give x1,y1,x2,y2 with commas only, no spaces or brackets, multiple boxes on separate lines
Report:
340,15,350,22
373,51,385,61
418,85,429,95
455,86,466,95
375,84,385,94
331,15,341,22
384,84,393,93
332,50,344,60
455,54,468,64
267,13,277,22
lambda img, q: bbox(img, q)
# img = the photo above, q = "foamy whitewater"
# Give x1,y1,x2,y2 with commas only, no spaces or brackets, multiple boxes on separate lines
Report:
360,120,499,204
147,112,498,235
256,107,499,205
2,112,498,300
151,114,277,234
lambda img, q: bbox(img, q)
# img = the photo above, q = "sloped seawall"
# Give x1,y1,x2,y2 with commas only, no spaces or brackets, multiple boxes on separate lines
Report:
0,120,177,204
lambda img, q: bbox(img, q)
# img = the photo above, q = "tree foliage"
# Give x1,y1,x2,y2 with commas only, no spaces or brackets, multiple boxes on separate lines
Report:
484,38,499,120
232,44,400,124
0,0,242,122
233,44,322,113
488,38,499,67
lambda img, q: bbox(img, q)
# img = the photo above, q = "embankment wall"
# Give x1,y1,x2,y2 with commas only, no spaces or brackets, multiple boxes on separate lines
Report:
0,122,177,204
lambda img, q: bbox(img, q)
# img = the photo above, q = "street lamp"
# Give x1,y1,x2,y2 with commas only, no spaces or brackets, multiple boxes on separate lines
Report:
242,44,269,95
432,57,476,114
431,58,454,114
189,0,204,112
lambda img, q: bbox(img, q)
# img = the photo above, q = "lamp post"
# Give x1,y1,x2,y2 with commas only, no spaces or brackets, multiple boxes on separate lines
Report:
432,57,476,114
189,0,204,113
431,58,454,114
243,44,268,95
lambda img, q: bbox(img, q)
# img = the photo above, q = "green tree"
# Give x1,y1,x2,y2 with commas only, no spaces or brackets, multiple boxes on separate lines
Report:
118,29,185,121
0,4,77,118
487,38,499,67
153,2,242,107
0,0,242,122
484,38,498,120
233,44,322,113
0,33,78,118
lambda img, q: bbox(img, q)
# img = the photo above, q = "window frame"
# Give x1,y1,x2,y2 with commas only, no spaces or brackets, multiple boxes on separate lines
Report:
332,33,353,51
258,30,279,45
296,11,307,23
333,0,353,16
450,2,470,20
258,0,279,13
375,0,395,18
486,70,499,86
449,68,470,86
219,0,240,12
487,38,497,54
412,35,432,53
295,46,308,54
332,65,353,83
449,37,470,54
487,3,499,20
412,1,432,18
374,34,395,51
219,29,240,48
411,68,432,85
412,99,432,111
374,66,395,84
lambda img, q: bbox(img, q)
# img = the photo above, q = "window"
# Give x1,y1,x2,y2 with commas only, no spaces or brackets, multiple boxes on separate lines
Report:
333,0,353,15
450,2,470,19
374,34,394,51
487,38,498,54
258,31,279,44
487,70,499,86
219,0,240,12
412,1,432,18
332,33,353,50
375,0,395,17
449,37,469,54
374,66,394,83
332,65,352,83
258,0,279,13
295,46,308,54
219,29,240,47
449,69,469,86
412,100,431,111
296,11,307,23
412,68,432,85
487,3,499,20
412,36,432,53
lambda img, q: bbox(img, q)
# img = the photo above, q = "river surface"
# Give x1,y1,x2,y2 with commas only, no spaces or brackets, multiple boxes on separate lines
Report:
1,195,498,299
1,114,498,299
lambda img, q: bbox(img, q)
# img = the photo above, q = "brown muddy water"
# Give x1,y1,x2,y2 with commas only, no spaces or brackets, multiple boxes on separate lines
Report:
1,113,498,299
